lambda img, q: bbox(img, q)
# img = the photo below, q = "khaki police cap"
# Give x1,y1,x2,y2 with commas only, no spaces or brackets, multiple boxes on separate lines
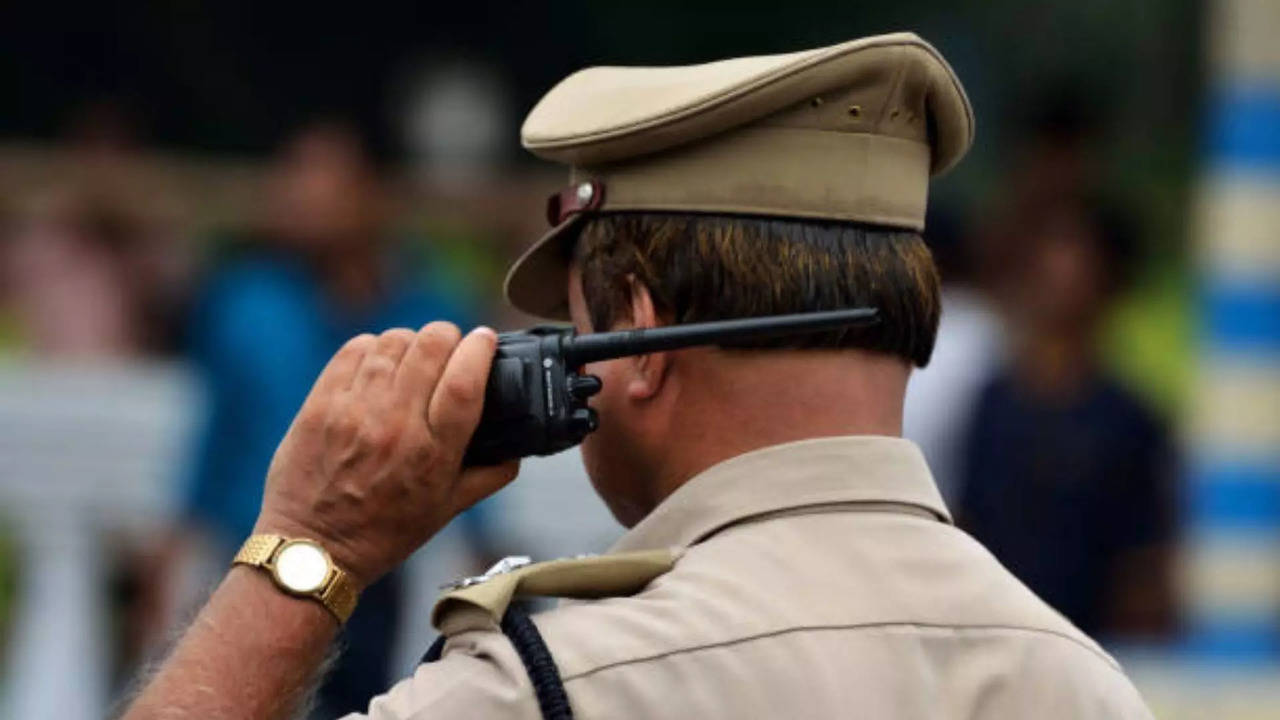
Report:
505,31,974,319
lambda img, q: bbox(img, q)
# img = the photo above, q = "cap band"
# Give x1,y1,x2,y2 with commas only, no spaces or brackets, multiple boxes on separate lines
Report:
568,125,931,231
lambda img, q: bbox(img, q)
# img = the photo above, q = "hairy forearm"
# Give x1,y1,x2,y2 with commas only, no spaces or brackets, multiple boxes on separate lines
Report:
121,566,339,720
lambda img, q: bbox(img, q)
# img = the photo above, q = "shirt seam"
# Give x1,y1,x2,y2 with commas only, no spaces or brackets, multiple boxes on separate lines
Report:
686,500,949,549
559,621,1119,683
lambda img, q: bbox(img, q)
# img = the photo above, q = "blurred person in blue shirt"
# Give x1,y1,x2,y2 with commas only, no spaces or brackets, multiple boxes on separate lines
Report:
958,196,1177,641
179,121,487,716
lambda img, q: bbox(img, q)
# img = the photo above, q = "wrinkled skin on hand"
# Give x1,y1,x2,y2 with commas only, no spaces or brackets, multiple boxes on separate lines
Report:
254,322,519,589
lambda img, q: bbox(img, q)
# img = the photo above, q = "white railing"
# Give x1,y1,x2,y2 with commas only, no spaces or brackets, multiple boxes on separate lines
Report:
0,361,197,719
0,360,621,718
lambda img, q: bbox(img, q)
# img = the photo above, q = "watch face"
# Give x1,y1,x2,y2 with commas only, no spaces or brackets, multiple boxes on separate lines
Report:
274,541,331,593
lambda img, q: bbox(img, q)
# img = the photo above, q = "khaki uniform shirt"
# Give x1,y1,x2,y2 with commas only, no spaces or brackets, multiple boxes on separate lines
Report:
350,436,1153,719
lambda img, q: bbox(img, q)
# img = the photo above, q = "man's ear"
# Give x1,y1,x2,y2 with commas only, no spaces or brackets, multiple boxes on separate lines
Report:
624,275,670,401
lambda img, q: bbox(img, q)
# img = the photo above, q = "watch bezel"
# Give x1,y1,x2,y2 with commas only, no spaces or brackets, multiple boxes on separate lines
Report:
270,539,335,595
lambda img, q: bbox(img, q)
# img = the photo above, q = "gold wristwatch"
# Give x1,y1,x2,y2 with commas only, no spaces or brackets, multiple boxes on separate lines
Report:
233,534,359,623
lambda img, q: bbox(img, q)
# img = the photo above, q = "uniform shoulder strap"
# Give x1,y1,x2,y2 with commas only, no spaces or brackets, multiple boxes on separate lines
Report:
421,550,677,720
430,549,677,633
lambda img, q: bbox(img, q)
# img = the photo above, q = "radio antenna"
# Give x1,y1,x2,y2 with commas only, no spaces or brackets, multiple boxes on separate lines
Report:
563,307,879,366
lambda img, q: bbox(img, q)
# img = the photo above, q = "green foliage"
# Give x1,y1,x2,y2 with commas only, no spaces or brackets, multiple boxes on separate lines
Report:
1102,259,1194,423
0,522,17,673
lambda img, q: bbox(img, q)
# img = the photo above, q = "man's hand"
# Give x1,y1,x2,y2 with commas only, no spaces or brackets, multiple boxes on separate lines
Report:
254,322,519,588
120,322,515,720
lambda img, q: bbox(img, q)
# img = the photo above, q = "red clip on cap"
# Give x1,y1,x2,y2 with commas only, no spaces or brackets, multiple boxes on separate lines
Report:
545,181,605,226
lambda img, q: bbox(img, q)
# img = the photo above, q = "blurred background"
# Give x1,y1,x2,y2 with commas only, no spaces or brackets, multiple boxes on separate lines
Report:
0,1,1275,718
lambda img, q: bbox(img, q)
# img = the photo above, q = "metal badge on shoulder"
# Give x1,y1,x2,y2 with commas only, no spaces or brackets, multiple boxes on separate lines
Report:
441,555,533,591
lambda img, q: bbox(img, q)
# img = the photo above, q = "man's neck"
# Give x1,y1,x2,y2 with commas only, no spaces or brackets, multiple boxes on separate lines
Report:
643,349,910,511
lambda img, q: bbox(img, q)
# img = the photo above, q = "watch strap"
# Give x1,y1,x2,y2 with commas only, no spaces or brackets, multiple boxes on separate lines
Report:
319,569,360,623
233,533,286,566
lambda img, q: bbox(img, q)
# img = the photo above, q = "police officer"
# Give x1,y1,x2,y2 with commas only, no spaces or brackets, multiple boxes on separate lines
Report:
123,32,1154,719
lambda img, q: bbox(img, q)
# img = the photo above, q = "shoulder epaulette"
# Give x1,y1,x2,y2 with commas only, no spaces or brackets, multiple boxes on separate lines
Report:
431,549,677,635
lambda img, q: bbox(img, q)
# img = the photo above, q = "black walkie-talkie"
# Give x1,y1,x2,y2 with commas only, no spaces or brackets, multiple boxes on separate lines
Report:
463,307,879,466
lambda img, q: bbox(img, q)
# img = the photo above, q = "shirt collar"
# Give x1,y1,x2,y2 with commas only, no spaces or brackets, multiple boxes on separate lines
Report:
610,436,952,553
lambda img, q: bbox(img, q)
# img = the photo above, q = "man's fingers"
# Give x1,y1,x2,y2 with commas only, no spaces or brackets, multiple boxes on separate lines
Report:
396,321,463,413
426,326,498,457
452,461,520,512
307,333,376,402
378,328,418,367
352,329,417,392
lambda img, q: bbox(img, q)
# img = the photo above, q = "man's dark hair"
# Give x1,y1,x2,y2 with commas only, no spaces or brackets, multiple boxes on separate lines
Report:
574,213,942,367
